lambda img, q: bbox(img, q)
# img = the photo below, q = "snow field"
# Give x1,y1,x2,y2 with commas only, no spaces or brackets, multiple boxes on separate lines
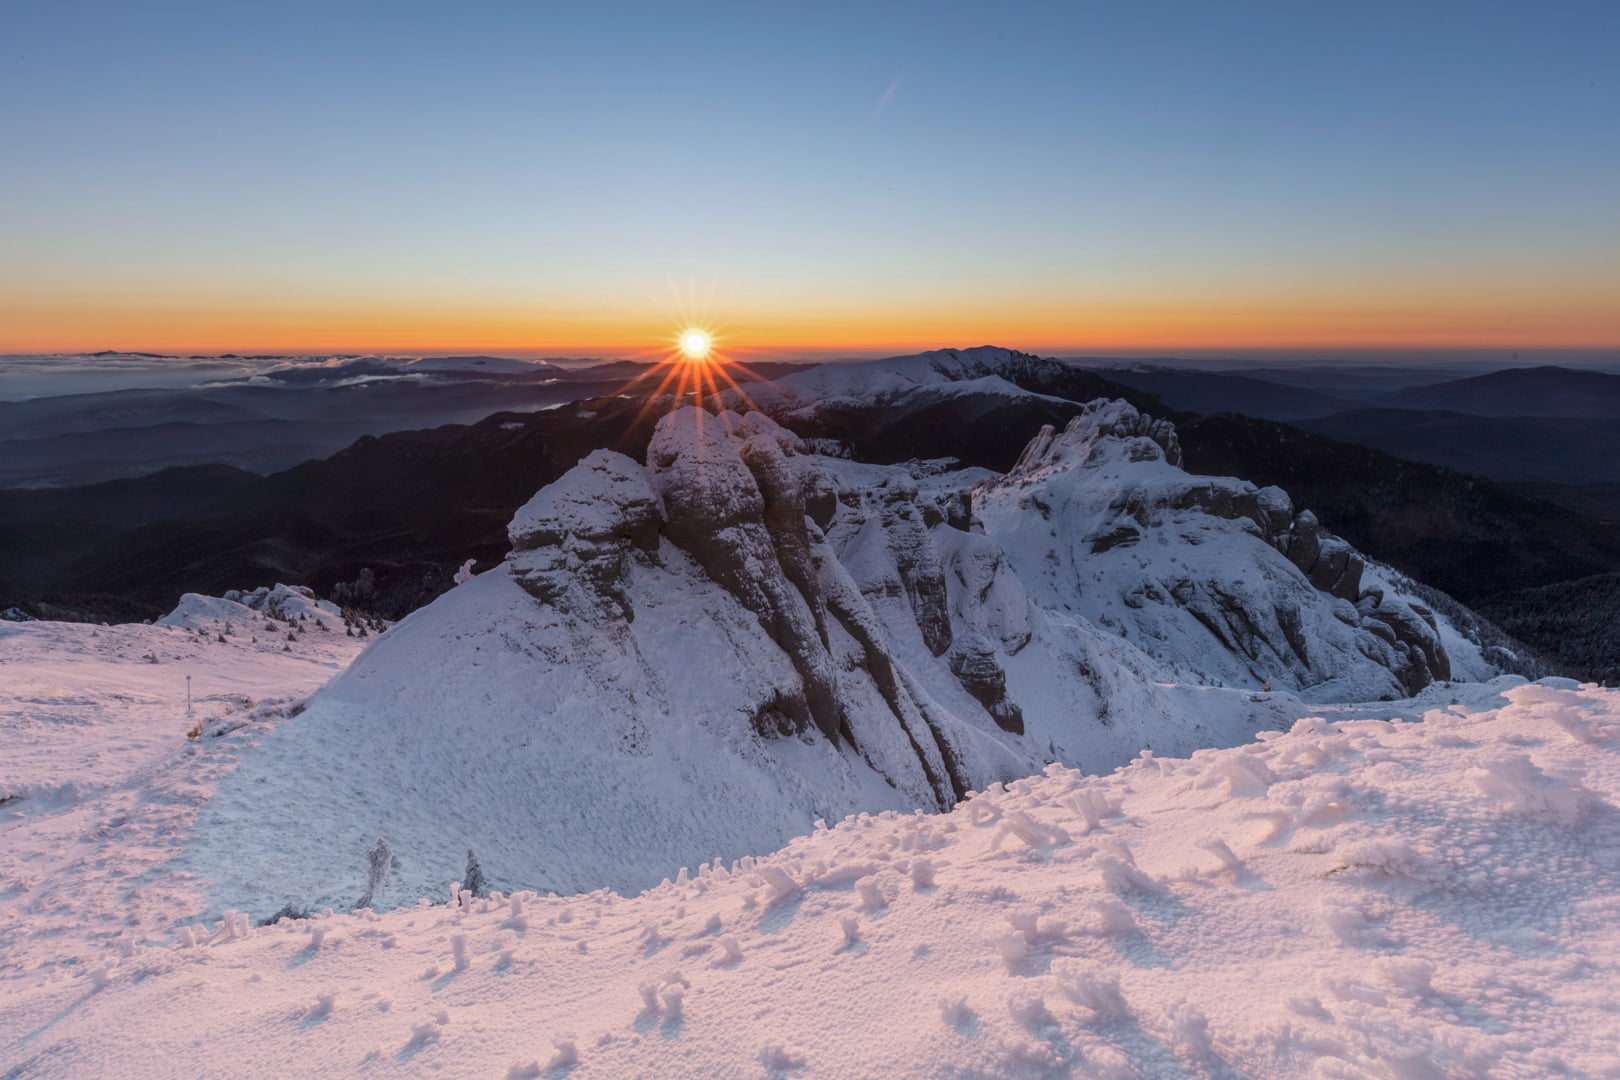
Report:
0,607,374,983
4,680,1618,1078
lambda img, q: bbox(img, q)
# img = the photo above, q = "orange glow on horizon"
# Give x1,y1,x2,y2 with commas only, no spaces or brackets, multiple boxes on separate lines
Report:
3,284,1619,359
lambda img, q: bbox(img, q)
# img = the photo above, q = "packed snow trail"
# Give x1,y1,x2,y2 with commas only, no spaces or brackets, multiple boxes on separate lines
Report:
4,678,1618,1078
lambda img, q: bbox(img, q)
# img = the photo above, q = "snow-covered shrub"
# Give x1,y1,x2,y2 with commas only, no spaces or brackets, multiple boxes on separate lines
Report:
992,932,1027,972
939,996,974,1029
1088,897,1137,936
1467,751,1594,823
759,1044,806,1071
712,936,743,967
546,1038,578,1071
911,858,935,889
1006,991,1051,1028
356,837,393,910
463,850,488,898
1164,999,1214,1055
758,865,798,903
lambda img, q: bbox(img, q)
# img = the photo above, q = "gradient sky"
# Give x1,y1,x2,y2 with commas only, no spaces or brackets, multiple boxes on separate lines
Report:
2,0,1618,358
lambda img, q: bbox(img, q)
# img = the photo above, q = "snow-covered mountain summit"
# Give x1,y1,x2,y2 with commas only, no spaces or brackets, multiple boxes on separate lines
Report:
975,399,1464,699
187,398,1499,913
740,345,1145,421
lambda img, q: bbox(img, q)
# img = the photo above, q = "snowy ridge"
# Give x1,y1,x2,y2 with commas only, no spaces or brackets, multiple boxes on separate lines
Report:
973,400,1480,700
181,402,1498,917
3,678,1617,1077
0,608,375,988
738,345,1077,419
157,583,341,629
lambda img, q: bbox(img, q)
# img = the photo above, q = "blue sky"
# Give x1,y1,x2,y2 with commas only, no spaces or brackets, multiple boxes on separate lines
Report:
2,1,1617,356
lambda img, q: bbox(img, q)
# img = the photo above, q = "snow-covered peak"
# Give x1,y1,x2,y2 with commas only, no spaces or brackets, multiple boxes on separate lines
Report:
178,399,1508,914
403,355,552,375
739,346,1067,416
1004,398,1182,475
507,448,661,553
182,403,1331,912
974,404,1474,699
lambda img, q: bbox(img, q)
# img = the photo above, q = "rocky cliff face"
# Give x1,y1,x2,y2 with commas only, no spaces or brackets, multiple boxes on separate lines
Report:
506,408,985,808
972,399,1454,699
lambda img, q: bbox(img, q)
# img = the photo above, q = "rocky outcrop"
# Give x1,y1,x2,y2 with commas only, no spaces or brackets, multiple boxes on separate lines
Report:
1009,398,1182,474
507,450,662,619
503,407,999,805
189,376,1512,915
871,475,953,657
947,632,1023,734
1357,587,1450,694
1271,509,1367,603
643,412,843,742
974,400,1454,700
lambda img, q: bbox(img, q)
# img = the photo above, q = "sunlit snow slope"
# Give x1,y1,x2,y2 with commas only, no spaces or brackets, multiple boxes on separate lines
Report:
0,590,374,982
3,677,1617,1078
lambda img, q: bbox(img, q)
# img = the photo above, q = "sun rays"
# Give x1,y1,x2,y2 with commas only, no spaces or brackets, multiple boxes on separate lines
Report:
616,322,774,434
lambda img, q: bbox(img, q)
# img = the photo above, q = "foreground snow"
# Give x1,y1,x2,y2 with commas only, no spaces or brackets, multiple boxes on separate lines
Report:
0,597,374,984
3,643,1617,1076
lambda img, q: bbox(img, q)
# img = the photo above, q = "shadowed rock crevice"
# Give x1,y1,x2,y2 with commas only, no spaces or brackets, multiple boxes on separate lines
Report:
948,632,1024,735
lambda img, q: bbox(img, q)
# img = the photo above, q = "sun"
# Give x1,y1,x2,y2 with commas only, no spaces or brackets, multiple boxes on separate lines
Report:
680,329,711,361
615,318,765,425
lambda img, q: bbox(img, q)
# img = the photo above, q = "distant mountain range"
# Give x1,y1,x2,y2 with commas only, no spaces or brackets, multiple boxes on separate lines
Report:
0,357,813,488
5,348,1619,680
1373,365,1620,417
1088,363,1620,488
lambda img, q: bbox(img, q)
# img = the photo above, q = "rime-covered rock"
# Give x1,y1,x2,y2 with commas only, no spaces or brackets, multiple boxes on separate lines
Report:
947,632,1023,734
972,401,1456,700
507,450,662,618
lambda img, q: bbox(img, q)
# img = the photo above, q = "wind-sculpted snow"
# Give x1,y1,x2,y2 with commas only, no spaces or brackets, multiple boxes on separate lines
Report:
975,400,1472,701
5,674,1619,1078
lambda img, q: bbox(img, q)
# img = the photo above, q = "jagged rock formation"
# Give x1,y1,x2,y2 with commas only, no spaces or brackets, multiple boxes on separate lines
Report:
192,398,1500,911
972,400,1455,699
505,409,972,803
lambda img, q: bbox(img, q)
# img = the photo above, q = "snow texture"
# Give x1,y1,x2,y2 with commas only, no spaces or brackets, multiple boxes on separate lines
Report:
3,647,1618,1077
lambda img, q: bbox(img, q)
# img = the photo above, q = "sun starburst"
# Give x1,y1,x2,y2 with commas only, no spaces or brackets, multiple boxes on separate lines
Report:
680,329,711,361
613,321,772,434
